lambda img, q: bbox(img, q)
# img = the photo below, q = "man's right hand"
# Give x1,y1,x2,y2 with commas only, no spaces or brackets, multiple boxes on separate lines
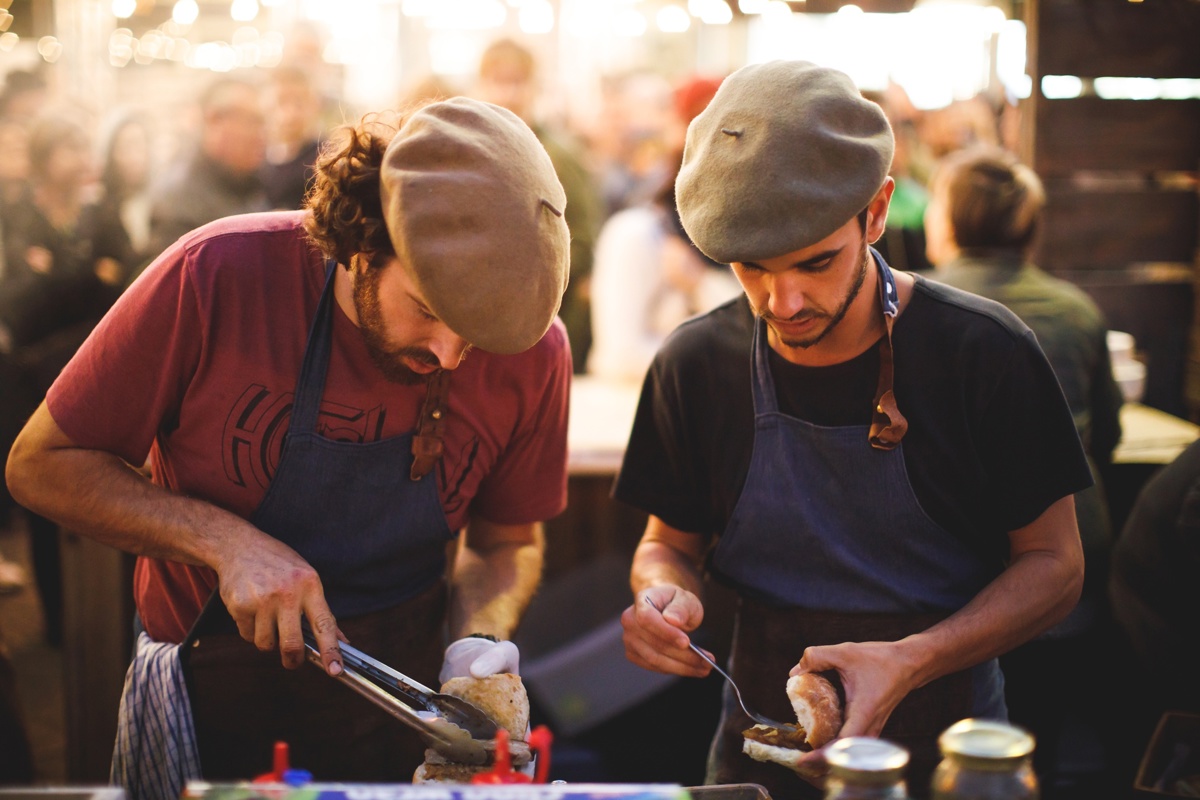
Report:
621,585,712,678
213,530,343,675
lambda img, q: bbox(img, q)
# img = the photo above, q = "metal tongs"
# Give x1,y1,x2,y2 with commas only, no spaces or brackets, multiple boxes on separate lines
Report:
302,631,499,764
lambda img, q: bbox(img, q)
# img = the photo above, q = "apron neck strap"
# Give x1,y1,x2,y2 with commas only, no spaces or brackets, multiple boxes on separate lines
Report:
868,249,908,450
410,368,450,481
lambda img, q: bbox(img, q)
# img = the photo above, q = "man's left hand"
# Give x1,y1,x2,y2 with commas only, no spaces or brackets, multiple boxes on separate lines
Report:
791,640,921,739
439,637,520,683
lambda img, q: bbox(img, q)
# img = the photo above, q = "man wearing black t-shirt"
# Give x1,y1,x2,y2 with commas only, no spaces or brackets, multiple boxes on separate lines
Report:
617,61,1090,798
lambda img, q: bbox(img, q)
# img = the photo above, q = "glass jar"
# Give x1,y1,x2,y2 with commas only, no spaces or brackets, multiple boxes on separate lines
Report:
931,719,1039,800
824,737,912,800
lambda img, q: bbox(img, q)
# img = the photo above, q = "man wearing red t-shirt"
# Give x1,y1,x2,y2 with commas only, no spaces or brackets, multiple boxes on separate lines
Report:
6,98,572,790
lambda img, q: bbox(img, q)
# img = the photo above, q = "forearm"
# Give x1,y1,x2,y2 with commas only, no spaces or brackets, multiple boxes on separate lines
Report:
899,538,1083,690
6,403,257,571
447,519,544,641
629,516,707,598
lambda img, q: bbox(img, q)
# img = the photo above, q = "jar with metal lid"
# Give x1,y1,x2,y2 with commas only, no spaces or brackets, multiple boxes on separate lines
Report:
824,737,912,800
931,719,1039,800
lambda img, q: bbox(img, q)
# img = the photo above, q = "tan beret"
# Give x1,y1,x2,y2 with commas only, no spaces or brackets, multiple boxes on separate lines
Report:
677,60,894,264
380,97,570,354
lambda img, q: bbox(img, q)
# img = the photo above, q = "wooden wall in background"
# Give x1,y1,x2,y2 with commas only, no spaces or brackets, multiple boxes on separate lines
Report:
1022,0,1200,419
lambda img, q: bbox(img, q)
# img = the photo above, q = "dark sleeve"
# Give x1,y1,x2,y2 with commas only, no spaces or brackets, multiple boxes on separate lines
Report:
613,351,716,536
974,329,1094,532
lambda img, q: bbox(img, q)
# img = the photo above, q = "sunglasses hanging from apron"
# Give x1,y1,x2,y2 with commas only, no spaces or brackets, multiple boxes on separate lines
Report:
180,261,456,782
706,250,1006,799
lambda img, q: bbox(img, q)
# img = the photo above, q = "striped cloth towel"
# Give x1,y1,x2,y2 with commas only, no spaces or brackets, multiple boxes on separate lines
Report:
111,631,202,800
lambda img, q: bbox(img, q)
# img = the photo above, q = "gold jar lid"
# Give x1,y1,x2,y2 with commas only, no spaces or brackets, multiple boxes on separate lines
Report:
827,737,910,783
939,719,1035,768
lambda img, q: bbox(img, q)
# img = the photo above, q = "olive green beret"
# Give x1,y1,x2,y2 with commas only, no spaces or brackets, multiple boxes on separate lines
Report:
380,97,570,355
676,60,894,264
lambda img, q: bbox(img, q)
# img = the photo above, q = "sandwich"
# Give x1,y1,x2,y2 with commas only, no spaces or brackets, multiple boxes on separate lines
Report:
742,673,843,770
412,673,531,784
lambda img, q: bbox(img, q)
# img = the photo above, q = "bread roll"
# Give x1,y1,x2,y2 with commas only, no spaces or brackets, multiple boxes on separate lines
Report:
412,673,533,782
440,673,529,740
742,672,843,771
413,762,489,784
788,673,841,749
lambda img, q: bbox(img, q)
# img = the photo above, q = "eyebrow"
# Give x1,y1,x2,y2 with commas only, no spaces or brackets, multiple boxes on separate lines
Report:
742,246,844,271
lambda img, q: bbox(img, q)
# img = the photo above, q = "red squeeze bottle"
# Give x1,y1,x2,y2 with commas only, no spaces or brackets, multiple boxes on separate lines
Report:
253,741,290,783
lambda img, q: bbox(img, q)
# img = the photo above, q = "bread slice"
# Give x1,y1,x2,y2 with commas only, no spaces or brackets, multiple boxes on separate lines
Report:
742,736,810,770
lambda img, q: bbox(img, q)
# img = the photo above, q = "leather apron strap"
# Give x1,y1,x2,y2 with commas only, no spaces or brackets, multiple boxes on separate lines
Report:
869,251,907,450
411,368,450,481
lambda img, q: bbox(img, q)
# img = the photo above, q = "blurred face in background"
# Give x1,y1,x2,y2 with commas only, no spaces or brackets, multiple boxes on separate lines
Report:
111,121,152,192
0,121,30,185
477,56,536,123
36,130,94,193
202,82,266,177
267,72,320,149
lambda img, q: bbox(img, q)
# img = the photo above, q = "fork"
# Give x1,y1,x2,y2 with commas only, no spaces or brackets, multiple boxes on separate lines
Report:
642,595,799,734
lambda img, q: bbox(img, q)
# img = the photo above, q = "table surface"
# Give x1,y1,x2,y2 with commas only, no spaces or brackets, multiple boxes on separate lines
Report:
568,378,1199,475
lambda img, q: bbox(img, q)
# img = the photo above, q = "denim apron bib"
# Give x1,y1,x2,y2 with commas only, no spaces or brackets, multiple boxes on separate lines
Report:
706,252,1006,799
182,261,456,781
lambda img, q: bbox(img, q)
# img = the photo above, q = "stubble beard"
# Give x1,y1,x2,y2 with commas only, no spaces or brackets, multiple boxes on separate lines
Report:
763,239,870,350
353,267,439,385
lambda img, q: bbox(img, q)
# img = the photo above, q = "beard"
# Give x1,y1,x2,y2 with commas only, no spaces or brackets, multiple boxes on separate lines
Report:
761,238,870,350
352,266,439,385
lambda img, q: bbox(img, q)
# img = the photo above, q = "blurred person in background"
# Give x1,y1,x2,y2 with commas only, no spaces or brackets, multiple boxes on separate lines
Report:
589,71,673,217
0,623,35,784
0,69,48,122
475,37,604,373
588,75,740,382
0,114,126,645
260,66,324,211
0,116,33,581
1107,437,1200,787
146,76,268,261
924,145,1123,783
94,110,157,283
863,85,933,273
0,118,30,217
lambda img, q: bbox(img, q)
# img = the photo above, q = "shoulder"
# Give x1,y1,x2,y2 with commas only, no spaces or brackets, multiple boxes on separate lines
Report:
908,274,1034,345
174,211,315,262
657,295,754,366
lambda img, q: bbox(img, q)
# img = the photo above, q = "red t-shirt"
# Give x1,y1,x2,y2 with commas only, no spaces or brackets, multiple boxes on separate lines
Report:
46,211,571,642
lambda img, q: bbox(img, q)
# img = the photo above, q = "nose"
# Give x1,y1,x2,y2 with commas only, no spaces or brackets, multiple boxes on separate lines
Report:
427,331,472,371
763,272,807,320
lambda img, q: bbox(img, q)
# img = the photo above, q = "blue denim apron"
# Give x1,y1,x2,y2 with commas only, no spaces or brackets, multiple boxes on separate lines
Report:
183,262,456,781
706,252,1007,799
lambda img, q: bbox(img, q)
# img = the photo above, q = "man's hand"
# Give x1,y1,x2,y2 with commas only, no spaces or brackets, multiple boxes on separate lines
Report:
621,586,712,678
440,637,521,683
791,640,919,739
212,531,343,676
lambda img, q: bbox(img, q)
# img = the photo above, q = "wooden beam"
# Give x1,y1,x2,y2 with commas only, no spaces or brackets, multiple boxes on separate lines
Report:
1037,0,1200,79
1036,97,1200,174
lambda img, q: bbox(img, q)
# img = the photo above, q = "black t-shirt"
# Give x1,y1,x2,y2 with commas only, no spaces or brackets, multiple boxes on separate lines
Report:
614,275,1093,567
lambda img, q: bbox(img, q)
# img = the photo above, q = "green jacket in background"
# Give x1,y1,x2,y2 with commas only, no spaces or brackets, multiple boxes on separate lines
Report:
536,126,603,374
933,255,1124,596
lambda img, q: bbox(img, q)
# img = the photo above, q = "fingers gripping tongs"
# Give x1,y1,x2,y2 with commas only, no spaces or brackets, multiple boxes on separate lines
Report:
303,631,498,764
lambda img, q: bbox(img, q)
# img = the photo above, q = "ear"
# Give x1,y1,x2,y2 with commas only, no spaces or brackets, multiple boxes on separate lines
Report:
865,177,895,245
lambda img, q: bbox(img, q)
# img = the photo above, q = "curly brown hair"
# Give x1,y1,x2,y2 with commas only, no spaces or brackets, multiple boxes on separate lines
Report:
303,111,407,268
